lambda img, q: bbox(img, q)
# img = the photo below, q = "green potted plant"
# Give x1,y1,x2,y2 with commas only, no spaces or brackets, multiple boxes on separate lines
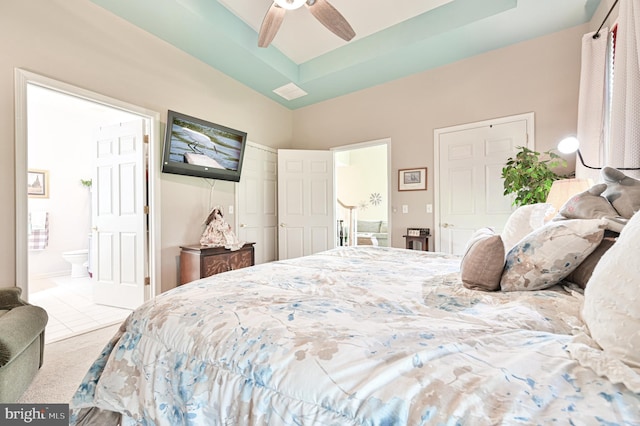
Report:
501,146,567,206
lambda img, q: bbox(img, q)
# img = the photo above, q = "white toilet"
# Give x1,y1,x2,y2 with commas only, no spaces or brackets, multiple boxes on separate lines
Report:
62,249,89,278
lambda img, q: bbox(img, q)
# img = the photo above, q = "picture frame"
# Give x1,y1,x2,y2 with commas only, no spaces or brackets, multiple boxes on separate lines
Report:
398,167,427,191
28,169,49,198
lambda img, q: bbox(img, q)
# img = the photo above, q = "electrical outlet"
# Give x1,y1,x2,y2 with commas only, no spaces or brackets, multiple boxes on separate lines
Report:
402,205,409,214
426,204,433,213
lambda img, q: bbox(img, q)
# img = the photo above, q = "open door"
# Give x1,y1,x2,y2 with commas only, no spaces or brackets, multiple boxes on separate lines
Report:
237,142,278,265
92,120,147,309
277,149,335,260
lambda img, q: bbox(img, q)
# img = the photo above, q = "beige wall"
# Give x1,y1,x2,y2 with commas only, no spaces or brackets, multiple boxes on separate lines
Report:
1,0,292,291
292,25,587,248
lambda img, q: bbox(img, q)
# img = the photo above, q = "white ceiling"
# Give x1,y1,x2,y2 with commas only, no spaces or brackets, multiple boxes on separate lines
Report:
89,0,603,109
217,0,454,64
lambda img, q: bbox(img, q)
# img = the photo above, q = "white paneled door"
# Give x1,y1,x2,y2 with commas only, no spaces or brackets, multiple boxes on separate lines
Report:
237,143,278,265
277,149,335,260
436,114,533,254
93,120,147,309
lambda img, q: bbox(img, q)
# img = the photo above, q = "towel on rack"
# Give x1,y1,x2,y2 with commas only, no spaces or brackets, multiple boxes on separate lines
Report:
28,212,49,250
30,211,48,231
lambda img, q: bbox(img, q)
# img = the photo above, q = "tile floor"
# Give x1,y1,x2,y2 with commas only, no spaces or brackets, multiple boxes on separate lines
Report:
28,275,132,344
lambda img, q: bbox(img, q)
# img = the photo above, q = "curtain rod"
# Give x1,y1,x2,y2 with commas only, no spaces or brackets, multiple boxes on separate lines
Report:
593,0,619,39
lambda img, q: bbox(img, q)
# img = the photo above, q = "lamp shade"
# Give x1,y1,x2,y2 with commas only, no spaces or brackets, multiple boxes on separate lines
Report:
557,136,580,154
274,0,306,10
546,178,594,215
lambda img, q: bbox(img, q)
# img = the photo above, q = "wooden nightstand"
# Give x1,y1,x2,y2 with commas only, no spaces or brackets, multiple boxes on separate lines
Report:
403,235,429,251
179,243,255,285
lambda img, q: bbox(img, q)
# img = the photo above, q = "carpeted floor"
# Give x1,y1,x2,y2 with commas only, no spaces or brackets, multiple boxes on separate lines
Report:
18,323,121,404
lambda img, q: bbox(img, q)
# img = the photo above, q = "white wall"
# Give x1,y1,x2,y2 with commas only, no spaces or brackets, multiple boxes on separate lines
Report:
336,145,388,222
1,0,292,291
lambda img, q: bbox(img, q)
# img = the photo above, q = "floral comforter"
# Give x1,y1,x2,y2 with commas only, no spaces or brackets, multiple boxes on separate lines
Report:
70,246,640,425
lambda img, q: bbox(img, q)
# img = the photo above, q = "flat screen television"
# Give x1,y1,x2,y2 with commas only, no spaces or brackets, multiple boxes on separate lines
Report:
161,110,248,182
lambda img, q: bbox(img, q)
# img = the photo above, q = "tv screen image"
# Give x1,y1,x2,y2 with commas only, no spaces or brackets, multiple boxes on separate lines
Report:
162,110,248,182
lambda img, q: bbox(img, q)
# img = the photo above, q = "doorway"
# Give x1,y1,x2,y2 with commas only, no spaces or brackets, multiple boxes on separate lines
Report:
14,70,162,343
271,139,391,261
334,139,391,248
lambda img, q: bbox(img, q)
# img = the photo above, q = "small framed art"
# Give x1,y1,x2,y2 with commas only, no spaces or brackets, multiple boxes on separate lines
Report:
398,167,427,191
28,169,49,198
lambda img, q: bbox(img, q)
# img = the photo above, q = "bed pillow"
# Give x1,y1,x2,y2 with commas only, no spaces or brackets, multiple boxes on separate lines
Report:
582,210,640,379
501,203,554,252
602,167,640,219
560,183,619,219
460,228,505,291
500,219,605,291
564,235,617,289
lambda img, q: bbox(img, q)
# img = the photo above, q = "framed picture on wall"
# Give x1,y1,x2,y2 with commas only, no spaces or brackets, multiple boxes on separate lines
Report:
28,169,49,198
398,167,427,191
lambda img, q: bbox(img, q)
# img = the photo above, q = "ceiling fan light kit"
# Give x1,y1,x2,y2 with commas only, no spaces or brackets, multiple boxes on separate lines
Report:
259,0,355,48
274,0,306,10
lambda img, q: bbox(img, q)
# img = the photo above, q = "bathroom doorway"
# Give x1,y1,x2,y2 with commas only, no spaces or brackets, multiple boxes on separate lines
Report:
15,71,161,343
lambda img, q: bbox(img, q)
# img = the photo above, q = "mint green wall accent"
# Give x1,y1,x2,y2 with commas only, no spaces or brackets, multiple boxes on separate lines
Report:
89,0,600,109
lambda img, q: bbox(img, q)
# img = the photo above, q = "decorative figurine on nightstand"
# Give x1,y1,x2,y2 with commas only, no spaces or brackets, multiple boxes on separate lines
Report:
200,206,244,251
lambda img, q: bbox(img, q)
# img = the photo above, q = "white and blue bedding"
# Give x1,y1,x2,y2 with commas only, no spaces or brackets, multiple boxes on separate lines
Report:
70,246,640,425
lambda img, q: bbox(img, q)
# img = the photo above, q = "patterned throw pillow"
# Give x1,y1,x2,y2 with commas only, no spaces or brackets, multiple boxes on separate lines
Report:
500,219,605,291
501,203,554,253
460,228,505,291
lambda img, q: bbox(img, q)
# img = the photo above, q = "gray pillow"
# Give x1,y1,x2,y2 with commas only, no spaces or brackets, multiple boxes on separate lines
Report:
602,167,640,219
564,235,617,289
560,183,619,219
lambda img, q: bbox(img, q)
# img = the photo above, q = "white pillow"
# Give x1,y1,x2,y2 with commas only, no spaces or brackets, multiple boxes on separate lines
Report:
581,211,640,386
500,219,605,291
501,203,554,252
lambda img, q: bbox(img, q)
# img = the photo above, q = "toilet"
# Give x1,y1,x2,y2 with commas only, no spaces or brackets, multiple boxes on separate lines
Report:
62,249,89,278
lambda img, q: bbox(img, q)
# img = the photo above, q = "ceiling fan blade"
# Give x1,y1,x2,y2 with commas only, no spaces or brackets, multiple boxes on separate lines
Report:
258,3,286,48
306,0,355,42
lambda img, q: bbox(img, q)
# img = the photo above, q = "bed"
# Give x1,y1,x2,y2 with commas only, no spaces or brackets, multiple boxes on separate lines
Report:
69,240,640,425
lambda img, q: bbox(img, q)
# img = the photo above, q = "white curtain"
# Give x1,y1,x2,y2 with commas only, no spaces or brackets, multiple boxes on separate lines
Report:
609,0,640,178
576,29,611,182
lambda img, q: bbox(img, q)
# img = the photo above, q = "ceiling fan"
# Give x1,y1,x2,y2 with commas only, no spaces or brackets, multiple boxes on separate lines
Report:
258,0,356,48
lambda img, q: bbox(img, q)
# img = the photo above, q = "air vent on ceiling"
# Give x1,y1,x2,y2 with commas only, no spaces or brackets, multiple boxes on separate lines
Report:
273,83,308,101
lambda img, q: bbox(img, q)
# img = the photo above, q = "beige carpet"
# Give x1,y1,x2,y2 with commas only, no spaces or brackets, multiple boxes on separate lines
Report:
18,323,121,404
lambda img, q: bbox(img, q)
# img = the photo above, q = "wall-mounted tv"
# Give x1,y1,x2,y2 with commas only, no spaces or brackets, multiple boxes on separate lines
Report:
161,110,248,182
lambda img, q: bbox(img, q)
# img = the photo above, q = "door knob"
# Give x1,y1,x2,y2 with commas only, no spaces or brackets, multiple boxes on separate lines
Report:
92,226,98,231
280,223,286,228
240,224,247,228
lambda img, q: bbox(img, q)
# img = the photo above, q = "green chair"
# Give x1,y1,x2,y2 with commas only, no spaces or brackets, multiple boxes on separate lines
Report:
0,287,48,402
